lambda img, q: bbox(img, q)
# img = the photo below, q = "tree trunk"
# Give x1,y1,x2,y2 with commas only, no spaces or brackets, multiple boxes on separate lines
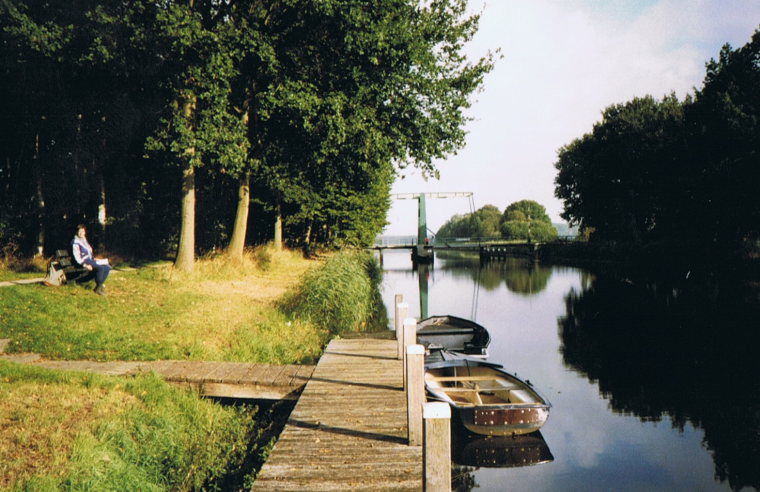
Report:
96,171,107,251
96,132,107,251
175,164,196,271
33,130,45,258
174,90,197,271
273,200,283,251
227,172,250,259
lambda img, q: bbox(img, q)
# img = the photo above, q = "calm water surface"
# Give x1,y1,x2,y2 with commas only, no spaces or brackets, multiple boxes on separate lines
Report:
378,250,760,492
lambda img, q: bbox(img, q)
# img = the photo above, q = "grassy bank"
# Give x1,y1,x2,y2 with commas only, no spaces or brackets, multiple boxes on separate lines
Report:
0,362,260,492
0,248,387,491
0,247,325,363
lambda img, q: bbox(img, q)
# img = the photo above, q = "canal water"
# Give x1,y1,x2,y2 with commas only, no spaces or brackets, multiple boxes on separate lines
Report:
378,250,760,492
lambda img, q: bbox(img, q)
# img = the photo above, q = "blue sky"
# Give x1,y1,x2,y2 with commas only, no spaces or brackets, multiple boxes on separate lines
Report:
383,0,760,236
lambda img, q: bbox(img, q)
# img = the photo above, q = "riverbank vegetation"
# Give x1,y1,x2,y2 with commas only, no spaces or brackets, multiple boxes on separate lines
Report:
0,249,386,491
554,29,760,262
0,0,495,271
436,200,558,242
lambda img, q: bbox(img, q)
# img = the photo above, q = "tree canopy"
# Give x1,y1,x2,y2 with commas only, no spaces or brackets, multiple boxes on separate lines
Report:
435,200,558,242
436,204,502,239
0,0,495,262
500,200,557,242
555,28,760,254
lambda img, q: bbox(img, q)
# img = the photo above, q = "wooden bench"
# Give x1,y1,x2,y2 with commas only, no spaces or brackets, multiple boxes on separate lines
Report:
45,249,93,286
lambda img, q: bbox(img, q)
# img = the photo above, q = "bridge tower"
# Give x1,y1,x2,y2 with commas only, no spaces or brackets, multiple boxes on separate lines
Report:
390,192,474,264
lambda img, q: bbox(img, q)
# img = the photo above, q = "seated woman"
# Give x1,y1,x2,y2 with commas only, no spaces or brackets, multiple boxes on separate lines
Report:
71,224,111,295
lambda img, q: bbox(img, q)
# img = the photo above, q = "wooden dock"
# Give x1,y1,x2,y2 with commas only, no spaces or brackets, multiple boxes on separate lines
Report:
0,344,313,400
252,337,422,492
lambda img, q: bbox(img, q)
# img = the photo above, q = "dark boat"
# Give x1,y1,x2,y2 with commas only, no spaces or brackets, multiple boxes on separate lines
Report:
416,315,490,358
425,358,551,436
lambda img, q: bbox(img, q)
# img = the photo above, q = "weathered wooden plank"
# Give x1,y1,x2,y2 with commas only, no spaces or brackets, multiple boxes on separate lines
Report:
252,339,422,492
193,361,231,382
197,382,301,400
4,355,310,400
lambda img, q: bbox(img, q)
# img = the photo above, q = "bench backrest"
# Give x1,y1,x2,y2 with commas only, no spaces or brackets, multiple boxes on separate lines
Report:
53,249,90,281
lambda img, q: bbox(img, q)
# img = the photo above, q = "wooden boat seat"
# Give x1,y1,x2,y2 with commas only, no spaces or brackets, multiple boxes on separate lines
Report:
508,389,535,404
428,375,501,382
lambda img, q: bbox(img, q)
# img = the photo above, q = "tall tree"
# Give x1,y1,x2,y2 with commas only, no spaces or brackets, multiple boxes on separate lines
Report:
145,1,247,270
437,205,502,239
227,0,496,251
500,200,557,242
555,95,687,242
687,31,760,247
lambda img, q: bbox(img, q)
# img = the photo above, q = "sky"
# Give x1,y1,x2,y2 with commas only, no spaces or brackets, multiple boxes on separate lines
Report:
382,0,760,237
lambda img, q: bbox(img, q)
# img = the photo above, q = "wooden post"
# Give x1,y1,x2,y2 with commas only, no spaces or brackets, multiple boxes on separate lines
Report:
423,402,451,492
402,317,417,390
396,300,409,360
406,343,425,446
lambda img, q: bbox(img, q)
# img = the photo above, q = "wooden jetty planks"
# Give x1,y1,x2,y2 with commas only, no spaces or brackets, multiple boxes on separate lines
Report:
252,338,422,492
1,354,313,400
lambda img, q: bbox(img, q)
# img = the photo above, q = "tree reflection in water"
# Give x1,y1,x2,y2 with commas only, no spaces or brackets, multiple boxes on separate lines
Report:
434,252,553,295
558,272,760,491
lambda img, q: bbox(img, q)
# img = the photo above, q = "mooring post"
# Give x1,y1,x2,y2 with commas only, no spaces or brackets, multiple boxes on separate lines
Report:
402,317,417,390
423,402,451,492
406,343,425,446
395,297,408,360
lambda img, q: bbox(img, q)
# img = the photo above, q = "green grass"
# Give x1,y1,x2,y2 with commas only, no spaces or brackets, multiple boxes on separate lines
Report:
0,249,329,363
0,248,388,491
0,271,42,282
0,361,260,492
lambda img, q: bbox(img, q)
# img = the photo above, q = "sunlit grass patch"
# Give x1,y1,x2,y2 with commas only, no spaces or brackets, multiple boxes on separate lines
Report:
0,361,257,492
0,246,326,363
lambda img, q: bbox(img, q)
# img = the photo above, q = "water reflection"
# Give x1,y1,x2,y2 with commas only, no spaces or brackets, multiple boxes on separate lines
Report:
559,272,760,491
380,250,760,491
429,252,553,295
452,430,554,468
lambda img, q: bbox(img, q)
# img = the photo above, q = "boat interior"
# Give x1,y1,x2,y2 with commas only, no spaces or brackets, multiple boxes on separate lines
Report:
426,366,539,406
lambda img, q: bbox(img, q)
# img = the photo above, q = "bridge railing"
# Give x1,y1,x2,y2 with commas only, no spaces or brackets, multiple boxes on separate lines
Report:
373,236,417,247
373,235,580,248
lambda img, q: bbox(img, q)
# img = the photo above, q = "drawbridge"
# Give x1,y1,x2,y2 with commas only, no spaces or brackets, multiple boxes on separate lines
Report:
389,192,474,263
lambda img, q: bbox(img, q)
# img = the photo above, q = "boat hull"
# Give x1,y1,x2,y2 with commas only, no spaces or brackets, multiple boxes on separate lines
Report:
458,405,550,436
425,359,551,436
417,315,490,358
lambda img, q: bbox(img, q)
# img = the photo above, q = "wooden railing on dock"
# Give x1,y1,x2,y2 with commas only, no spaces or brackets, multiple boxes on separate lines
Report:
252,338,423,491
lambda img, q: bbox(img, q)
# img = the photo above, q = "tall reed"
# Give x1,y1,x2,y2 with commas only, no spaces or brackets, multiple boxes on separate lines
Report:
279,251,387,334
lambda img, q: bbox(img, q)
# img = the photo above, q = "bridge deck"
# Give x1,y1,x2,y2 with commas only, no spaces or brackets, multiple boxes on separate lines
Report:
252,338,422,492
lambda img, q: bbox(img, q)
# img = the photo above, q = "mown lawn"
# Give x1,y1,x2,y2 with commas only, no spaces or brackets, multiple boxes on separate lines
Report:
0,247,342,492
0,248,388,491
0,248,329,364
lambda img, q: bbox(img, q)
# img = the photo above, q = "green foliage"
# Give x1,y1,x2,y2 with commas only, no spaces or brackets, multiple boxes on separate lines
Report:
555,29,760,253
555,95,686,242
0,0,495,256
500,200,558,242
436,205,502,239
280,251,387,334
